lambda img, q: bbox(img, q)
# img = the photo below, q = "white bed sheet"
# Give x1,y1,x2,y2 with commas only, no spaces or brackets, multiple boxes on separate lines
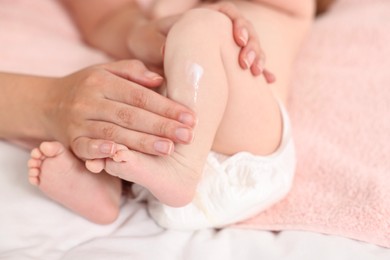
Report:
1,141,389,260
1,0,390,258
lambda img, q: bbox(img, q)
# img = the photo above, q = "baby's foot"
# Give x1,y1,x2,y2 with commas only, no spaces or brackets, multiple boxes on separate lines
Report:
28,141,122,224
100,147,204,207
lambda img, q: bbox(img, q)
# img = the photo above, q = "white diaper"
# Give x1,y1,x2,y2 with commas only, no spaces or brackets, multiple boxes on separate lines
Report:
132,103,296,230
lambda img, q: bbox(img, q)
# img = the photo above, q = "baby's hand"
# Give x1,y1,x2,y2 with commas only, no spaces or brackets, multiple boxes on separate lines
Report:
127,15,180,68
206,2,275,83
126,19,165,67
149,0,200,19
129,0,201,68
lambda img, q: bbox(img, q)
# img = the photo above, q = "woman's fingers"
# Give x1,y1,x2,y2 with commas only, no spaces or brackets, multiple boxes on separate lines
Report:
72,137,117,160
206,2,275,82
72,136,174,159
72,121,177,157
207,2,250,48
51,60,197,156
232,15,265,74
68,63,197,155
95,99,195,144
72,136,175,159
101,60,163,88
263,69,276,84
101,71,197,128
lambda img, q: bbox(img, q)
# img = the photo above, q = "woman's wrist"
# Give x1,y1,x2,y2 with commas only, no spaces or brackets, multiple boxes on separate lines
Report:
21,75,55,142
0,72,54,142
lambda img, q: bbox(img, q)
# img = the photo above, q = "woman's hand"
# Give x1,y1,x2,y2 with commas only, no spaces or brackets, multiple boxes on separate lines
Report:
44,60,196,159
126,15,180,68
126,1,275,83
204,2,275,83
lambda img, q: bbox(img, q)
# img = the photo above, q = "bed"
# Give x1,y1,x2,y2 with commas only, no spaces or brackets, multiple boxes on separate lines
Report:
1,0,389,259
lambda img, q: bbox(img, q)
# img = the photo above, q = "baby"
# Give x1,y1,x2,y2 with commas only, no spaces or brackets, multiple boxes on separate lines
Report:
28,0,315,228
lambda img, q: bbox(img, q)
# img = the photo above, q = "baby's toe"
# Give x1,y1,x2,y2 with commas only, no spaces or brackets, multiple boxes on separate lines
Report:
30,148,43,159
113,150,133,162
85,159,105,173
28,158,41,168
28,168,40,186
39,141,65,157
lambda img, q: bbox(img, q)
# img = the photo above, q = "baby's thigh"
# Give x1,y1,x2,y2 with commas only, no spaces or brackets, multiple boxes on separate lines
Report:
212,49,282,156
213,4,310,156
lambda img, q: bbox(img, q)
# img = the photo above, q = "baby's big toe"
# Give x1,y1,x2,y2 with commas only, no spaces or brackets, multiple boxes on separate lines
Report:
85,159,105,173
39,141,65,157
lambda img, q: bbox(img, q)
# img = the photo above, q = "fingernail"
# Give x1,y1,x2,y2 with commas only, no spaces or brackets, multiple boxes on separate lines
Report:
245,51,256,69
154,140,173,155
265,70,276,84
99,142,115,155
144,70,163,81
256,61,264,74
179,112,196,126
175,128,193,143
239,28,249,45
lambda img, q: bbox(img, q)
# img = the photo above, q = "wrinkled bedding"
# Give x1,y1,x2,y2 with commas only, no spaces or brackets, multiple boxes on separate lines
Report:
0,142,388,259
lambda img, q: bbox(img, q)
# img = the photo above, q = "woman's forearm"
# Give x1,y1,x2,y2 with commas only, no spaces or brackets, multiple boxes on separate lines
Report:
0,72,54,142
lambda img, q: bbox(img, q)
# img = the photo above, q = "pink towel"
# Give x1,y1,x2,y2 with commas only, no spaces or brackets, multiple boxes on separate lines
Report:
0,0,389,248
236,0,390,248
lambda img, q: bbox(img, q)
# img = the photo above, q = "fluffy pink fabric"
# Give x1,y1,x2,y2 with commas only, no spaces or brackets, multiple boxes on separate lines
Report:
0,0,389,248
237,0,390,248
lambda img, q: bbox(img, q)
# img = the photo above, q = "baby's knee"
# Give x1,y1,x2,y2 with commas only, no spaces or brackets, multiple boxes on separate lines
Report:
169,8,233,41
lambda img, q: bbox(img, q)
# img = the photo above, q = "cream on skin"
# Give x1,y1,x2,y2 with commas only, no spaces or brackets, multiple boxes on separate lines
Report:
185,62,204,106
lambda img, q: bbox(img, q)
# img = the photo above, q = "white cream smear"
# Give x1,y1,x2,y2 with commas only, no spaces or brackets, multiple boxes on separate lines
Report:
186,62,204,105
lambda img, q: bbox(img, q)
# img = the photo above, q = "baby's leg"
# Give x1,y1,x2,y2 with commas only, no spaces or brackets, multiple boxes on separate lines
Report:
28,141,122,224
101,9,282,207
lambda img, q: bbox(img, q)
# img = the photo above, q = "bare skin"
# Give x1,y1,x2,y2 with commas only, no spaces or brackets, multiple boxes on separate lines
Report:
87,9,283,207
28,142,122,224
84,1,315,207
61,0,272,79
28,1,314,223
0,61,197,158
